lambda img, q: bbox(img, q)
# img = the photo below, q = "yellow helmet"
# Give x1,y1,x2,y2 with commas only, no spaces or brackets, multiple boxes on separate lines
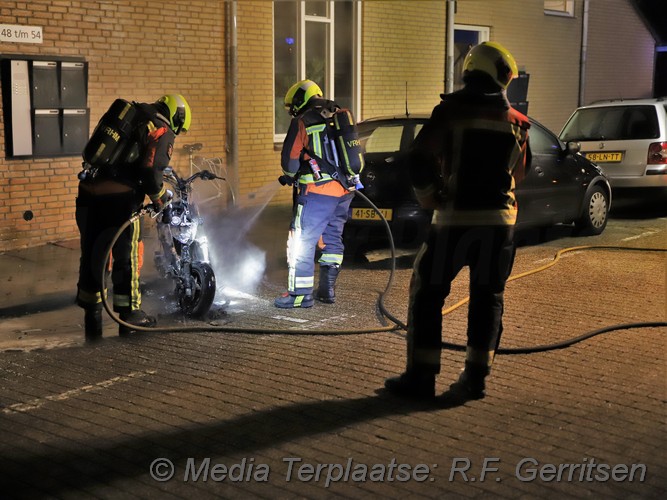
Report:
284,79,323,116
156,94,191,135
462,41,518,90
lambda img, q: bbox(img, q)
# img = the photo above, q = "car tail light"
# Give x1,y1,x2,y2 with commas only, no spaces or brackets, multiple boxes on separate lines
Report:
647,142,667,164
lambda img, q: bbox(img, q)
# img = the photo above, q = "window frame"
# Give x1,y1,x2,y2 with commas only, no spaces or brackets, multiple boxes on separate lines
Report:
544,1,575,18
453,24,490,92
273,1,361,142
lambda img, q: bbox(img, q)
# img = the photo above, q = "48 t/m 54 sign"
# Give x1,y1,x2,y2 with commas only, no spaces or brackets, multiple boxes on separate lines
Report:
1,24,43,44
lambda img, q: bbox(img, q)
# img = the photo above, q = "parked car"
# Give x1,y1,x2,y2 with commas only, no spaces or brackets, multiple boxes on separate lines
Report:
559,97,667,189
344,114,611,253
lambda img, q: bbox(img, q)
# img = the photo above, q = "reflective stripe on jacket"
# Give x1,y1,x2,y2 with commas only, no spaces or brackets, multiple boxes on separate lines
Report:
281,105,348,198
410,89,530,226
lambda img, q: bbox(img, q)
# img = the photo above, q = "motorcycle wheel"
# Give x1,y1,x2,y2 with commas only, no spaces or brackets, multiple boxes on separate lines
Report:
179,262,216,317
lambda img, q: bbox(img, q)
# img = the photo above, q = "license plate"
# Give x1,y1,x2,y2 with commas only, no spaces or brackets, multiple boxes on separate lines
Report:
351,207,393,221
584,151,623,162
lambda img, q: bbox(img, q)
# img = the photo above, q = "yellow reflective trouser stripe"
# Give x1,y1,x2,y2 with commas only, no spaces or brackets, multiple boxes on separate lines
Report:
130,218,141,310
294,277,314,288
320,253,343,265
112,218,142,310
78,288,107,305
412,347,442,366
114,295,131,308
466,346,495,367
287,207,303,291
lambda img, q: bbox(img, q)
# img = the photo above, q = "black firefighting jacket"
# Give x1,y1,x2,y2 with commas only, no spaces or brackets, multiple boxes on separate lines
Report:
409,85,531,226
80,103,173,207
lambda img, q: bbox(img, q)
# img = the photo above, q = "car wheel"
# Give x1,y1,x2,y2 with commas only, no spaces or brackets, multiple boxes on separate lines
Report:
575,185,609,236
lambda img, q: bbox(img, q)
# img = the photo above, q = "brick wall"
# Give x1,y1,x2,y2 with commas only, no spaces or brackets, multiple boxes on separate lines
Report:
455,0,583,132
361,1,447,119
585,0,654,104
235,1,289,208
0,0,227,251
0,0,658,252
456,0,654,131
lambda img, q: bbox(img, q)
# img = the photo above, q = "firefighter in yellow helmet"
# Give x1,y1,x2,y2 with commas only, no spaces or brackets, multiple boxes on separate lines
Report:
76,94,191,341
384,42,531,402
275,79,355,308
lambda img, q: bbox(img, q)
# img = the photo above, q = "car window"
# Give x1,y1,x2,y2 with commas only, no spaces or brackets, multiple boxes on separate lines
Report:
413,124,424,140
561,105,659,141
363,125,403,153
529,122,561,155
624,107,659,139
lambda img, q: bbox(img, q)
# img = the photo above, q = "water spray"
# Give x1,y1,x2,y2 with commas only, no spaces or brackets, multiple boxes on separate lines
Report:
100,192,666,350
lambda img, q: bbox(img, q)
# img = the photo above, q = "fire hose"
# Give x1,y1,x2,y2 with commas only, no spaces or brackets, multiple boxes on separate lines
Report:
101,192,666,354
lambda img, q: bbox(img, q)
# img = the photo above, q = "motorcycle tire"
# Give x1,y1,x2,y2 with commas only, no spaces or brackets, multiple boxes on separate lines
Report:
179,262,216,317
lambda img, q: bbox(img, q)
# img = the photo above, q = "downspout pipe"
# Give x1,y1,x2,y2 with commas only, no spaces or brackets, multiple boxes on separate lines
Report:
445,0,456,94
225,0,239,206
579,0,589,106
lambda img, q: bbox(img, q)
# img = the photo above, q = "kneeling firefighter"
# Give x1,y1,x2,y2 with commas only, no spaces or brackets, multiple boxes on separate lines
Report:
76,94,191,341
275,79,357,308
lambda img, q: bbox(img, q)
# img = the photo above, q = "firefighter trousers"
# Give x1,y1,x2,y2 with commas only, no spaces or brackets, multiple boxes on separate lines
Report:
287,187,353,295
75,188,144,312
406,224,516,374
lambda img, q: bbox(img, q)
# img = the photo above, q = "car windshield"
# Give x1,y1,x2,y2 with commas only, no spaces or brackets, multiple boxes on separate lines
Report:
359,121,425,154
360,124,403,153
560,105,659,141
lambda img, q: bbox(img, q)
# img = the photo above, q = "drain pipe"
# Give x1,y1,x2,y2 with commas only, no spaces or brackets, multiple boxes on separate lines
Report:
579,0,590,106
225,0,239,206
445,0,456,94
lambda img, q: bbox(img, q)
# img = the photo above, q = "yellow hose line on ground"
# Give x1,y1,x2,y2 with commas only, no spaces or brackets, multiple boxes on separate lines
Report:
441,245,667,316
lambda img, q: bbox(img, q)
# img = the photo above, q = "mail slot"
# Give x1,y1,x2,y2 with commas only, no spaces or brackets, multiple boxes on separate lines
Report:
33,109,61,156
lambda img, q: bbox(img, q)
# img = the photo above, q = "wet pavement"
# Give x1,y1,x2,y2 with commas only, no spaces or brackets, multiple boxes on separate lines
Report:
0,199,666,498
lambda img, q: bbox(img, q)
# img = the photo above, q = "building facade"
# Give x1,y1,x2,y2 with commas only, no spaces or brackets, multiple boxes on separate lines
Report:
0,0,656,250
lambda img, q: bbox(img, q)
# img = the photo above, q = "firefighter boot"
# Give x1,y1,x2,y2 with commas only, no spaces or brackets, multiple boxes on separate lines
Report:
442,362,489,403
316,264,340,304
84,306,103,343
384,371,436,399
118,307,157,336
274,292,314,308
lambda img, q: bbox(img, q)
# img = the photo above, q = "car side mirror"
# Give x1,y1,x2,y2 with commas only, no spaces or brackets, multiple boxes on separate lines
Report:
566,141,581,155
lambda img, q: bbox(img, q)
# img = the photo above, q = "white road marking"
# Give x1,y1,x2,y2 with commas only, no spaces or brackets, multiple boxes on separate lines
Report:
621,230,660,242
2,370,157,414
271,315,309,324
532,250,584,265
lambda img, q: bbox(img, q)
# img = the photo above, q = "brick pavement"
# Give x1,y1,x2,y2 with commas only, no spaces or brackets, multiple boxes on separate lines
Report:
0,208,665,499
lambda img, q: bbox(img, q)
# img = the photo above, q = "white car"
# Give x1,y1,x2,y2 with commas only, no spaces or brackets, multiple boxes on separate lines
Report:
559,97,667,189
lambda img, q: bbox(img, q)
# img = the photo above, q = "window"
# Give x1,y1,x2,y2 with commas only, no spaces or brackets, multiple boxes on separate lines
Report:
528,122,560,155
363,125,404,154
544,1,574,17
453,25,489,91
273,1,360,139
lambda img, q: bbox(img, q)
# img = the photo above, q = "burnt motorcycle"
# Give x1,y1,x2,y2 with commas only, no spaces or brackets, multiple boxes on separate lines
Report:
152,167,222,317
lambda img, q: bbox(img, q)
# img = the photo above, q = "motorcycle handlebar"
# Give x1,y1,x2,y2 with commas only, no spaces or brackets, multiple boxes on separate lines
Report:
163,168,225,186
